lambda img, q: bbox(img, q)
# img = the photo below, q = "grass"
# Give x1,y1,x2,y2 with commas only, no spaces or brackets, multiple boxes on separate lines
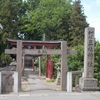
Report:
46,78,55,82
21,87,26,91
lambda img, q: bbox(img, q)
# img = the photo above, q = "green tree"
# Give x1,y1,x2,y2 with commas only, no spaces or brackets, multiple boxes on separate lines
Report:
18,0,40,40
0,0,19,42
27,0,40,10
1,53,12,66
48,0,72,41
67,45,84,71
0,0,19,54
94,41,100,86
69,0,89,47
29,0,72,41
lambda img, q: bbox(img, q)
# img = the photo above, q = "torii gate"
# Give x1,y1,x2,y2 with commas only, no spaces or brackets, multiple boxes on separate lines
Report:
5,38,77,91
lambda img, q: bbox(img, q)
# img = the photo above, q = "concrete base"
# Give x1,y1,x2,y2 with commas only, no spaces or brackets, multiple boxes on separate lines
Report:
79,77,99,91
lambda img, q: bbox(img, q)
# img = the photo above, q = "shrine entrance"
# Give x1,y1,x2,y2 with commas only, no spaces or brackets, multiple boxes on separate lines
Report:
5,38,77,91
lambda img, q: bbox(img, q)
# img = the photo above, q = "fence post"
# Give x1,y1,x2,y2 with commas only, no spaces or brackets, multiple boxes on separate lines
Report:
13,72,18,93
67,72,72,92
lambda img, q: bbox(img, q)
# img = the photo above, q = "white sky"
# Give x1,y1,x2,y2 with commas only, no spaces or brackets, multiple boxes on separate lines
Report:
81,0,100,41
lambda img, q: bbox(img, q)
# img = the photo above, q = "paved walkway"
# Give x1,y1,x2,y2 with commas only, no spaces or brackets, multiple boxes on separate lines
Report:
21,68,60,94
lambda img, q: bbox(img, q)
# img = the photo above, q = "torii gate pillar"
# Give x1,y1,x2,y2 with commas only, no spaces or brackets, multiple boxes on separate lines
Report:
61,41,67,91
16,40,22,91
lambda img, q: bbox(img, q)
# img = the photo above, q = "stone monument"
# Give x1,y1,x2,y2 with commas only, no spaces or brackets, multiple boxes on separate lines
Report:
79,27,99,91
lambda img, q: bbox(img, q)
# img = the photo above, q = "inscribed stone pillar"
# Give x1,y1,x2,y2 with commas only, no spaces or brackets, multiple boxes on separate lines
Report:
16,40,22,91
61,41,67,91
84,27,94,78
79,27,99,91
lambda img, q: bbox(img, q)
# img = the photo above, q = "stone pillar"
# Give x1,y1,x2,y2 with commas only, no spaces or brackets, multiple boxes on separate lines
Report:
84,27,94,78
67,72,72,92
61,41,67,91
75,75,79,86
79,27,99,91
13,72,18,93
75,75,79,91
39,56,41,76
16,40,22,91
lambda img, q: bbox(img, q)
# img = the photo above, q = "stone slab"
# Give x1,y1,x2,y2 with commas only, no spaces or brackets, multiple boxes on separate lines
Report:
79,77,99,91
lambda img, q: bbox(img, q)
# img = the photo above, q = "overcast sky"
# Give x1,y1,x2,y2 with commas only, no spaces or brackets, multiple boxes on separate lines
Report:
81,0,100,41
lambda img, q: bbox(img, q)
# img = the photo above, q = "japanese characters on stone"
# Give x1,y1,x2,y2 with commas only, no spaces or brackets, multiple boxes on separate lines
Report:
87,30,94,67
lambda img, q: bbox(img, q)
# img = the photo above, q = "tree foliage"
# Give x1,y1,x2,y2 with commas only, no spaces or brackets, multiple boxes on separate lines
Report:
1,53,12,66
20,0,89,47
0,0,19,43
94,41,100,86
67,41,100,86
0,0,89,55
18,0,40,40
28,0,72,40
67,45,84,71
69,0,89,47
